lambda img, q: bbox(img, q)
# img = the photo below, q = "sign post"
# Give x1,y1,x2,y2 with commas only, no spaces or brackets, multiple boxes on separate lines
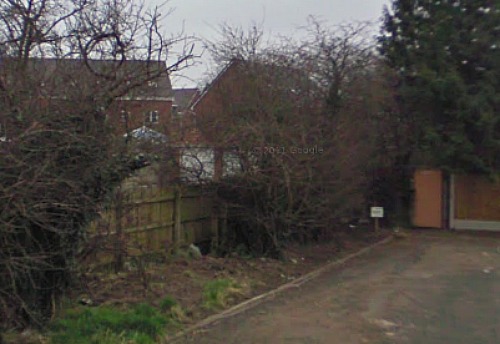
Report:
370,207,384,232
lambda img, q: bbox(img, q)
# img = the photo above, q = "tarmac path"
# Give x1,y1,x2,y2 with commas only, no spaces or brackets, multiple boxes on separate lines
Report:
175,232,500,344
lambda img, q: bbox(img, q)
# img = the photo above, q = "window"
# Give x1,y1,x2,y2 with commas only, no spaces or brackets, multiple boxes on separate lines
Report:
148,110,159,123
180,148,215,181
0,122,6,142
172,105,179,116
120,110,130,122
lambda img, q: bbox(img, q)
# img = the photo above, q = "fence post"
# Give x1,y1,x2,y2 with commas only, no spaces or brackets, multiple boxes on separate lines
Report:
211,202,220,250
219,202,228,248
114,187,124,272
172,186,182,253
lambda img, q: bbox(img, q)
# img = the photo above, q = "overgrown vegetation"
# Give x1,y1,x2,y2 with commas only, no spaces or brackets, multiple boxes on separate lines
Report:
197,21,404,257
195,1,499,257
202,278,243,310
47,296,184,343
0,0,193,331
49,304,169,344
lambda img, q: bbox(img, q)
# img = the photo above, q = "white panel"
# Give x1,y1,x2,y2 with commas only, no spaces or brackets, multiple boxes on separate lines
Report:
453,220,500,231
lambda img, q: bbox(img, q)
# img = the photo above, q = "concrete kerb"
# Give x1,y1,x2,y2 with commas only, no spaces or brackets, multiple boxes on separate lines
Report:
163,235,394,343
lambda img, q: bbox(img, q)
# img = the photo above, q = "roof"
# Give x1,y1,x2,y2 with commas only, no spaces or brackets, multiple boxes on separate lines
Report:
191,59,240,109
173,88,199,110
124,126,168,142
192,58,315,111
0,58,173,100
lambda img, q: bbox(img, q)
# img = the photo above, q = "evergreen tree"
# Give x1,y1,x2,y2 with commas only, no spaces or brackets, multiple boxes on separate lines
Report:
380,0,500,174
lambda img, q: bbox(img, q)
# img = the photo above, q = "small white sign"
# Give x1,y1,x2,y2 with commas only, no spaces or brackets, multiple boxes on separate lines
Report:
370,207,384,218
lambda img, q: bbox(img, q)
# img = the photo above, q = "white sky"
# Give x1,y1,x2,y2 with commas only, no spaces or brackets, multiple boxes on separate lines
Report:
161,0,391,87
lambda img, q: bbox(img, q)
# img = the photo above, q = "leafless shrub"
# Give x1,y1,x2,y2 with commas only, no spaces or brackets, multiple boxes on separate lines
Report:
0,0,194,329
197,21,402,256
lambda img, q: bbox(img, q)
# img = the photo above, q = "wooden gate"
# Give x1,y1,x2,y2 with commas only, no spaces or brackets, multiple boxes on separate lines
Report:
413,170,443,229
450,174,500,231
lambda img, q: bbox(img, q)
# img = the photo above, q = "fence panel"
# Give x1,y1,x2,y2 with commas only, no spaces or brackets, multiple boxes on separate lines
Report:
85,184,217,268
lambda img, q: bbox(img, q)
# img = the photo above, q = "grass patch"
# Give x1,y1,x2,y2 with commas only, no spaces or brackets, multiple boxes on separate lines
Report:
159,295,178,313
50,303,168,344
159,295,188,323
202,278,243,310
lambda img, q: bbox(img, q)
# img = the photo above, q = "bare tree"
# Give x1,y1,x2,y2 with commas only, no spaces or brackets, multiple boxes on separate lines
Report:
204,21,266,64
197,21,399,256
0,0,194,329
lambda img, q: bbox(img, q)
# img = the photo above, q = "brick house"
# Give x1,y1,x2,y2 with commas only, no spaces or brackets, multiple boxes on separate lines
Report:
183,60,253,180
103,60,174,138
190,58,317,180
0,58,174,141
170,88,203,145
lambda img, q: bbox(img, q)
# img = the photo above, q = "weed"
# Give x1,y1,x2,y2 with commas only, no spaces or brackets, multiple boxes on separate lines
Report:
169,304,188,323
202,278,243,310
159,296,188,323
159,295,177,312
49,303,168,344
182,269,199,280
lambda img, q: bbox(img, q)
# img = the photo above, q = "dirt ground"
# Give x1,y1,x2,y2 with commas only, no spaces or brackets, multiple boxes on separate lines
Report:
173,230,500,344
77,230,389,329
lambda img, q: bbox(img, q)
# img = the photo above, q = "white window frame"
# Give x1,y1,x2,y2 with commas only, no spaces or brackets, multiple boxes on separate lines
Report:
120,110,130,122
0,122,6,142
180,148,215,181
148,110,159,123
172,105,179,116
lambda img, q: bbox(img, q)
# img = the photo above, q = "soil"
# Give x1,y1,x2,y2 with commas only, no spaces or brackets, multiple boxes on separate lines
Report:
2,229,390,343
77,230,389,329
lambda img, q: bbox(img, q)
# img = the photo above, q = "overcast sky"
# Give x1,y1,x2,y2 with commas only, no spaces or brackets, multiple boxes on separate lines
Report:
163,0,391,87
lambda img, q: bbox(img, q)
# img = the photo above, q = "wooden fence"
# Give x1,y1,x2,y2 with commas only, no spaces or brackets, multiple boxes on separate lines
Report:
82,184,223,269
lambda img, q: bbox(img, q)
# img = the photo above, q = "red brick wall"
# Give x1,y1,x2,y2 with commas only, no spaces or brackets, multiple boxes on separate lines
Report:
107,99,172,137
193,60,250,146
